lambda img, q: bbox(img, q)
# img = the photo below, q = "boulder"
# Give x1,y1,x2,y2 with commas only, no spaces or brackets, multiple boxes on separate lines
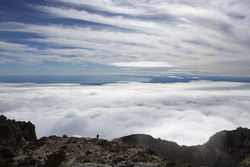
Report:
0,115,37,165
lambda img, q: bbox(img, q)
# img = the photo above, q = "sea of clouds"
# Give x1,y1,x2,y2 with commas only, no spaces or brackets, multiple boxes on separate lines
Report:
1,81,250,146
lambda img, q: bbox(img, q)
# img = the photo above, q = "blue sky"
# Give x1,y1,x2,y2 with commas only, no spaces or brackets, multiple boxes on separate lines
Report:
1,0,250,76
1,1,250,145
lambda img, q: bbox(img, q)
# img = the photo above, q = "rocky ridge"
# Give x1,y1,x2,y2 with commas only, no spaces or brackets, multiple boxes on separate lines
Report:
0,115,186,167
1,115,250,167
113,128,250,167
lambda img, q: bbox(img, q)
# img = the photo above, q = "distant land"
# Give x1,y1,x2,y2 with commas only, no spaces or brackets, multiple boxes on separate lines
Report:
1,75,250,85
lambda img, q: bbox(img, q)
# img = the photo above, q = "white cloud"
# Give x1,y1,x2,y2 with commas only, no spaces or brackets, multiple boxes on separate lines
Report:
34,5,160,33
0,41,38,52
0,81,250,146
1,0,250,75
56,0,146,15
0,57,14,64
110,62,174,68
1,21,249,75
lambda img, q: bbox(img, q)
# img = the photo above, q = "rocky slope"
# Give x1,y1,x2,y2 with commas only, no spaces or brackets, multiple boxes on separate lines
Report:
0,115,187,167
1,115,250,167
114,128,250,167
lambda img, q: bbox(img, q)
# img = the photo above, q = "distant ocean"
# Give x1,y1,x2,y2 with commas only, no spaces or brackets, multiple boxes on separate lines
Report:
0,75,250,84
0,75,149,85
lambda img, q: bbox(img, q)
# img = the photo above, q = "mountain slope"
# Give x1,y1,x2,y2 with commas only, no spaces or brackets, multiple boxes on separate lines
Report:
0,115,187,167
1,114,249,167
113,128,250,167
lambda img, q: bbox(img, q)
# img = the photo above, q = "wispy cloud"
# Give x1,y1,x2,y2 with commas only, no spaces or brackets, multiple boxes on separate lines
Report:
110,62,174,68
55,0,147,15
0,0,250,75
1,81,250,145
0,41,38,52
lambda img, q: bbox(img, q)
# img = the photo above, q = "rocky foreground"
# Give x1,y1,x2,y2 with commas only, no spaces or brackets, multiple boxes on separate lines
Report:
0,115,188,167
0,115,250,167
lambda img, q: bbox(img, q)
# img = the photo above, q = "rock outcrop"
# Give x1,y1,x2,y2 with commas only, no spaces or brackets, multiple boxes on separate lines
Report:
1,115,249,167
0,115,37,166
113,128,250,167
0,115,185,167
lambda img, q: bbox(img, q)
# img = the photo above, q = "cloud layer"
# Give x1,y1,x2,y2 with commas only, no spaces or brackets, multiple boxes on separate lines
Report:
110,62,174,68
1,81,250,145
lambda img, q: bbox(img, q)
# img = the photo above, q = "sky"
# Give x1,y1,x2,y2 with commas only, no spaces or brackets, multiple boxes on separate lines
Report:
1,0,250,76
1,1,250,145
1,81,250,145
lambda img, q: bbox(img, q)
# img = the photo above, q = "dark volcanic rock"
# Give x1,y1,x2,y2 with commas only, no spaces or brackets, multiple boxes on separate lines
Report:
0,115,37,166
0,115,183,167
1,115,249,167
44,149,66,167
202,127,250,167
0,115,37,143
113,127,250,167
